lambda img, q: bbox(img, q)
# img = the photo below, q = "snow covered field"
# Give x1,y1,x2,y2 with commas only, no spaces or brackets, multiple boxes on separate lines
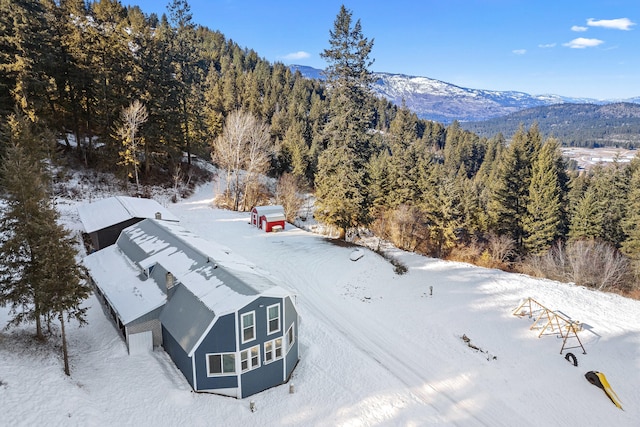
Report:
2,179,640,426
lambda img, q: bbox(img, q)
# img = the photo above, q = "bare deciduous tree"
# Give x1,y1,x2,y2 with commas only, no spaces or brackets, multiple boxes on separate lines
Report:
275,173,304,223
487,233,516,264
523,239,631,291
567,239,630,291
211,110,272,211
115,100,148,192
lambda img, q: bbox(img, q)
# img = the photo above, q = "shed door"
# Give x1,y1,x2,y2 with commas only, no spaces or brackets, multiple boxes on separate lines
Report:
128,331,153,355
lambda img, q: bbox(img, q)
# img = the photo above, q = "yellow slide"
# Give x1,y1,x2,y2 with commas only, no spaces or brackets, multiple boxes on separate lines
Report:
595,372,623,410
585,371,623,410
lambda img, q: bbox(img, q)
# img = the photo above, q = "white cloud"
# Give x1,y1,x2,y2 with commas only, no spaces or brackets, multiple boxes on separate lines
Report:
280,51,311,61
563,37,604,48
538,43,556,48
571,25,588,32
587,17,635,30
512,49,526,55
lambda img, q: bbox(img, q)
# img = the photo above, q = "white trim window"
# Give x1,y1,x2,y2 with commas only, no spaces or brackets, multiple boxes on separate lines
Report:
241,311,255,343
266,303,281,335
241,345,260,372
206,353,236,376
264,338,283,364
286,324,295,352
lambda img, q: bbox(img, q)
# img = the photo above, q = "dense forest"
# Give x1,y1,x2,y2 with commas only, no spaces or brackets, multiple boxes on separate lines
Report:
1,0,640,298
461,102,640,148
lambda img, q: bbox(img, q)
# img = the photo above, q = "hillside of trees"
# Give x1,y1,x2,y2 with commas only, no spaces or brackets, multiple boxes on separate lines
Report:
461,102,640,148
1,0,640,299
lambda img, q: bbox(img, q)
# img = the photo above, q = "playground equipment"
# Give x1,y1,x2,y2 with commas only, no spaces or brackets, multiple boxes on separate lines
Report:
513,297,586,354
585,371,623,409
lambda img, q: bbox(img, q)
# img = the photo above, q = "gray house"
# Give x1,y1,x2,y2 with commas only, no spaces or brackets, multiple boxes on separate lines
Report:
77,196,179,251
83,219,300,398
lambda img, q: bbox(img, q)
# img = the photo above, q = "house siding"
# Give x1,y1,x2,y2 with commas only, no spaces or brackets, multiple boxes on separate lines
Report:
93,218,141,250
162,325,194,387
238,297,287,398
193,314,238,392
127,309,163,347
284,296,299,378
241,358,283,398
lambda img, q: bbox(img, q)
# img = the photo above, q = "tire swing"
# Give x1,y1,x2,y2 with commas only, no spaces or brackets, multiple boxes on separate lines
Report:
564,352,578,366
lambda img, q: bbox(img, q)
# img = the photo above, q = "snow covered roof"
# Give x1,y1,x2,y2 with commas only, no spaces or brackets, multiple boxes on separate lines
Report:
83,245,166,325
252,205,284,216
77,196,179,233
83,218,290,351
263,211,285,221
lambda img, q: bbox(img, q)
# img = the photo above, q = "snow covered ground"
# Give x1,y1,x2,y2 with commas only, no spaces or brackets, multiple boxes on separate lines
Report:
2,179,640,426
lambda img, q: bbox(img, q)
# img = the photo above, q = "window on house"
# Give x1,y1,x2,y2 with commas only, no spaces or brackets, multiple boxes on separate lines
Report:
207,353,236,376
264,338,283,364
267,304,281,335
286,324,295,352
241,311,255,343
240,345,260,372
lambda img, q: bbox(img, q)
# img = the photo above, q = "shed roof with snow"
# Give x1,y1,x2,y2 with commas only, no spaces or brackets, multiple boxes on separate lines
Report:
78,196,179,233
77,196,180,251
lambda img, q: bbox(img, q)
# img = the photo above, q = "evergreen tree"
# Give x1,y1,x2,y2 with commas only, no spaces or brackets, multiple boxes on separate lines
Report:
0,0,55,120
168,0,205,165
0,114,53,339
0,112,90,375
621,157,640,277
385,103,419,206
568,163,629,246
487,125,540,253
314,142,367,239
367,150,391,216
568,184,603,240
523,138,564,255
315,6,375,238
418,164,463,257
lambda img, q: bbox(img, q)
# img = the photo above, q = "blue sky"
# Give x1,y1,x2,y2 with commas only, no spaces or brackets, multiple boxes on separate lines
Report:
125,0,640,100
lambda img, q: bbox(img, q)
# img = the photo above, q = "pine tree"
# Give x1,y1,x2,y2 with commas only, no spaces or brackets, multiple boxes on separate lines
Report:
568,163,629,246
168,0,205,165
41,216,90,376
314,142,367,239
568,184,603,240
0,112,56,338
0,0,55,120
418,164,463,257
315,6,375,238
523,138,564,255
386,103,419,207
0,112,90,375
487,125,540,253
621,157,640,277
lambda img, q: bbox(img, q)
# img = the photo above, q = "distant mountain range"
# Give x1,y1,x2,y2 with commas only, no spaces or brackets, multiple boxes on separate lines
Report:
290,65,640,124
460,102,640,148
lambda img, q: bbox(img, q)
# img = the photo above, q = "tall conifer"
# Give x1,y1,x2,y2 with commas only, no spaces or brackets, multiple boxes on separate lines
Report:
0,112,90,375
315,6,375,238
523,138,564,255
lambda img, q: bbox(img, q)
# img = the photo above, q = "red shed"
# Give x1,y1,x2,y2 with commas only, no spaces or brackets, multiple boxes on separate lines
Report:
251,205,286,232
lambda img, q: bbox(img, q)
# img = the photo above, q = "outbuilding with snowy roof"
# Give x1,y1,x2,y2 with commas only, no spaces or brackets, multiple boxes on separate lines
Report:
83,219,300,398
77,196,179,251
250,205,286,232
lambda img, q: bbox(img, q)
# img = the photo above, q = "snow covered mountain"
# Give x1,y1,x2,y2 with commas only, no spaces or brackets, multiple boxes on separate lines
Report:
290,65,609,123
370,72,600,123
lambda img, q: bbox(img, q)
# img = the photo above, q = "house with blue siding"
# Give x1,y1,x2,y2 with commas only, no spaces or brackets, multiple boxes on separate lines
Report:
83,218,300,398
